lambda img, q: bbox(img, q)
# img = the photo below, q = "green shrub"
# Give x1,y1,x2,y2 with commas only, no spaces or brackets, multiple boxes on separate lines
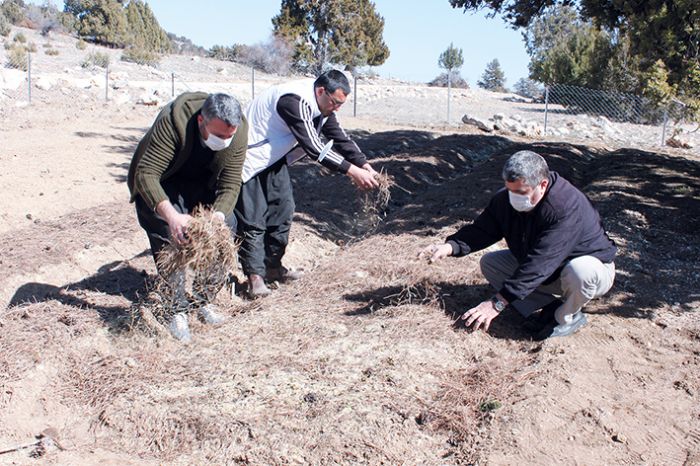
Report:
75,39,87,50
13,31,25,43
81,51,110,69
121,47,160,66
26,41,36,53
0,0,23,25
0,12,11,37
45,48,59,56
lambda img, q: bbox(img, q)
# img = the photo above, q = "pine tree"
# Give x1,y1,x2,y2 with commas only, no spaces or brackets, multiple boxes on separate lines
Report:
513,78,542,98
64,0,129,48
272,0,389,74
125,0,170,53
478,59,507,92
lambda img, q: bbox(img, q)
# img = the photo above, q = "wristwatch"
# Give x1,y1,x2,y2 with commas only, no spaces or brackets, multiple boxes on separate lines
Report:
491,295,507,313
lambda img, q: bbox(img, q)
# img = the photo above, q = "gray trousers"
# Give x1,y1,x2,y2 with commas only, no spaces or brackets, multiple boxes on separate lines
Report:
234,158,295,277
480,250,615,324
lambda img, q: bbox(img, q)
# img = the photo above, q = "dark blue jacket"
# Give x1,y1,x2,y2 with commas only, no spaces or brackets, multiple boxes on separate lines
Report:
446,172,616,303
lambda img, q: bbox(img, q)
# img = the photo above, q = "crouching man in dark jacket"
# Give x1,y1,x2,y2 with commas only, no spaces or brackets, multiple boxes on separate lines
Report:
420,150,616,340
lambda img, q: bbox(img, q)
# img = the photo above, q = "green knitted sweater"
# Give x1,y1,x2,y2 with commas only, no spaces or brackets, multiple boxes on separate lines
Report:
127,92,248,214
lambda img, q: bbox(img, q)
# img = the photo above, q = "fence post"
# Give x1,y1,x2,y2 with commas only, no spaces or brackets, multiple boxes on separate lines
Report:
353,73,357,117
27,50,31,104
171,72,175,97
105,64,109,101
251,67,255,99
543,85,550,136
447,73,452,124
660,107,669,147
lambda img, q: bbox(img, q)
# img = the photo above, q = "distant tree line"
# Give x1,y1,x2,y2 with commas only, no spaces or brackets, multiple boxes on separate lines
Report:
449,0,700,118
1,0,391,76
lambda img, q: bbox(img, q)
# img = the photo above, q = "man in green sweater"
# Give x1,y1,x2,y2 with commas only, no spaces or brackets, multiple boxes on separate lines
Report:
128,92,248,343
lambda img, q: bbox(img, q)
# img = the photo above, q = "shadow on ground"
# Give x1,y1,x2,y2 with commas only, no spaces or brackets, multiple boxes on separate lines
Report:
8,253,151,330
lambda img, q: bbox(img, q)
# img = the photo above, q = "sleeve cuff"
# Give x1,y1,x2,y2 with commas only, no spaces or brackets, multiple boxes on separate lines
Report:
498,287,518,304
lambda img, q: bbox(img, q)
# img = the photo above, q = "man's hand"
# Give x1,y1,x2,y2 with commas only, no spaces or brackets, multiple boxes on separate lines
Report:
418,243,453,263
167,212,193,245
156,200,193,245
461,300,500,332
347,164,379,190
363,162,379,178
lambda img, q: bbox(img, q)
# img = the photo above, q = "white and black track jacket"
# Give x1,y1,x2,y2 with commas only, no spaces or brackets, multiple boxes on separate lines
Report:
242,79,367,183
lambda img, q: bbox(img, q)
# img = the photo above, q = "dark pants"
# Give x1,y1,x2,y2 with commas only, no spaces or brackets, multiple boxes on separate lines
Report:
134,177,237,268
234,158,295,277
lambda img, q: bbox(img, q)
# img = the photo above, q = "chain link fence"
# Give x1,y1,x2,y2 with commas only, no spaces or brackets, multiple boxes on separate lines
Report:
542,83,695,149
1,27,697,154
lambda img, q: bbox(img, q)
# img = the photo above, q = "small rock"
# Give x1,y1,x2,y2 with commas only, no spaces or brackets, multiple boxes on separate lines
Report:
26,213,33,219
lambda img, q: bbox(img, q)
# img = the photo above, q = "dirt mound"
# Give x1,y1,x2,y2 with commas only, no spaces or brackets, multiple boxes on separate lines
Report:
1,132,699,464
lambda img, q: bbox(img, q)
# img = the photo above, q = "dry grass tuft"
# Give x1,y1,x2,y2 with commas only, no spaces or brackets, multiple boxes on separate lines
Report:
355,170,396,235
421,361,537,462
132,207,239,325
156,206,238,281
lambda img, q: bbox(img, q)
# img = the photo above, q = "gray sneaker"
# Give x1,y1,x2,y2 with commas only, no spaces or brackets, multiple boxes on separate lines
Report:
199,304,226,325
168,312,192,343
535,311,588,341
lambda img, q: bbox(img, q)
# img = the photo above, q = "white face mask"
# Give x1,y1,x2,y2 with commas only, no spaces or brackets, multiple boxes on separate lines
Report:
508,191,536,212
203,133,233,151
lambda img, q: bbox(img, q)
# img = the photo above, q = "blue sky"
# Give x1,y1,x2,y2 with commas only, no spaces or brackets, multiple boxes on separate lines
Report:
42,0,532,87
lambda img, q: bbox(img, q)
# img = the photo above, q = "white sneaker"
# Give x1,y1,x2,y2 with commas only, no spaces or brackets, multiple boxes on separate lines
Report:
168,312,192,343
199,304,226,325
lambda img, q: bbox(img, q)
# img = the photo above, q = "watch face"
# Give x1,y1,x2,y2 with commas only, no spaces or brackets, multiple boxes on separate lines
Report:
492,297,505,312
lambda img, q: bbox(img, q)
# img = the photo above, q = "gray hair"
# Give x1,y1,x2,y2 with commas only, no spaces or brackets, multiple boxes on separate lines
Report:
201,93,242,127
501,150,550,187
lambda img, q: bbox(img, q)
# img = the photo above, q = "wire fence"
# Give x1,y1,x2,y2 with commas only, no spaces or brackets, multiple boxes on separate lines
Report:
1,30,697,154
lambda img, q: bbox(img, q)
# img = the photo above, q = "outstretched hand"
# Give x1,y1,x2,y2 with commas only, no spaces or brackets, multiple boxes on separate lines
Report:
459,300,499,332
418,243,452,263
347,164,379,190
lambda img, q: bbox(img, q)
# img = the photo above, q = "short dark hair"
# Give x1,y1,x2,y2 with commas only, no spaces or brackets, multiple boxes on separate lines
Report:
502,150,550,187
314,70,351,95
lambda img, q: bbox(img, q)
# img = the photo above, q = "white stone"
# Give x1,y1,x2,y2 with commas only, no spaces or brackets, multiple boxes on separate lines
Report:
34,76,55,90
0,69,26,90
110,80,128,90
461,114,493,132
137,91,161,106
111,92,131,106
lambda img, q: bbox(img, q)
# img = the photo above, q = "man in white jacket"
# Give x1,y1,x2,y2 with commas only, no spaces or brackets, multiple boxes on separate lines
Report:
236,70,379,296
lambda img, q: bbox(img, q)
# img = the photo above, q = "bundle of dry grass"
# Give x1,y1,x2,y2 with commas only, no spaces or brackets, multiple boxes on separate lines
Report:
156,207,238,281
353,170,397,236
135,207,239,325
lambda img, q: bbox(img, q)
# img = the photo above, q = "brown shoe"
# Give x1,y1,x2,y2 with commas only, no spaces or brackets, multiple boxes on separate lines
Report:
266,266,304,282
248,274,271,298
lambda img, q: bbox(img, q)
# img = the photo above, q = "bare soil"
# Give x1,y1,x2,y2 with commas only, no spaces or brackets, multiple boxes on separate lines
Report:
1,29,699,465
